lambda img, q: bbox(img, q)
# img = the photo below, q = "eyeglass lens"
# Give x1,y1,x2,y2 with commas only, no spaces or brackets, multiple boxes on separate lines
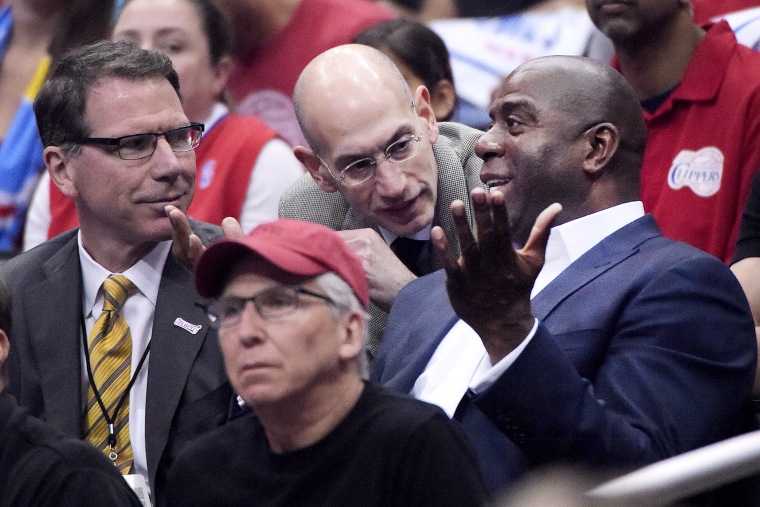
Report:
119,125,202,160
209,286,308,328
340,133,421,185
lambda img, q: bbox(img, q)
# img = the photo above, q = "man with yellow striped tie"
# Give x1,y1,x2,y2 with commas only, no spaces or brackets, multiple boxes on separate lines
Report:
1,41,232,505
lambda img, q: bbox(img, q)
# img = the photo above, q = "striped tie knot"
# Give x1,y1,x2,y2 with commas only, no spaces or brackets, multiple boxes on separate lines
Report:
102,274,137,313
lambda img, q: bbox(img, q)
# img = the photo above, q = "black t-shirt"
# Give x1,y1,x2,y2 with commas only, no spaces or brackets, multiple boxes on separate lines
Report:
0,391,142,507
162,382,488,507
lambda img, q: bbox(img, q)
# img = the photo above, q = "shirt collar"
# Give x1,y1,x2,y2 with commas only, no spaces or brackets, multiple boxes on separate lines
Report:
378,223,433,246
79,232,171,316
550,201,645,263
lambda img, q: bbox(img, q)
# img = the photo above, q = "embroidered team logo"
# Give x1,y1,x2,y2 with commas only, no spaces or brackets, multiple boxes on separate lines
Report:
199,159,217,190
667,147,724,197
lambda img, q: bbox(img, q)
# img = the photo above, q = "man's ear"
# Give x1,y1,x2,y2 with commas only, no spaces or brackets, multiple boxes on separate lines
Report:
413,85,439,145
581,123,619,177
45,146,79,198
293,146,338,193
338,310,364,362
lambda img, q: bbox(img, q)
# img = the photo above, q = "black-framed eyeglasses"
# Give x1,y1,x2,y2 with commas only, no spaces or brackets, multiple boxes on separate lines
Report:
205,285,335,329
73,122,204,160
317,132,423,186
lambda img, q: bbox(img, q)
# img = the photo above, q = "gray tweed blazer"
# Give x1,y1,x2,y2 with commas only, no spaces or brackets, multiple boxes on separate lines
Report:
279,122,486,356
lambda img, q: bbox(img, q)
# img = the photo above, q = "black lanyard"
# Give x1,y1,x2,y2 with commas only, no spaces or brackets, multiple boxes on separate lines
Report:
80,312,151,464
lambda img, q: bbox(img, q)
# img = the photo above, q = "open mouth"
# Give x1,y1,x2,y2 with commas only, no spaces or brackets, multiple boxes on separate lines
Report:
485,178,512,193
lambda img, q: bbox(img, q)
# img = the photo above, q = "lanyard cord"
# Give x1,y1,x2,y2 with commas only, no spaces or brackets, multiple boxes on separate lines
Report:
80,312,151,450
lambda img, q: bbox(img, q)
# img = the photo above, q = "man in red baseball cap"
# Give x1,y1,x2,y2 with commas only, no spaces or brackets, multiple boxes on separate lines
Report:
162,218,488,506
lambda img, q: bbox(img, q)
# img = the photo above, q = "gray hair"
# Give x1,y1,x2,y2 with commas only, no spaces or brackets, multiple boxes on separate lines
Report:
315,272,370,378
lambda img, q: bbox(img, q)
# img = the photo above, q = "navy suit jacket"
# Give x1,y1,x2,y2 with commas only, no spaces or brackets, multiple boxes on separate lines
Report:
1,224,232,502
372,215,757,491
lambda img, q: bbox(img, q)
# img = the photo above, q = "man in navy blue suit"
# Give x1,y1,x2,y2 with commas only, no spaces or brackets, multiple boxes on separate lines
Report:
371,55,757,494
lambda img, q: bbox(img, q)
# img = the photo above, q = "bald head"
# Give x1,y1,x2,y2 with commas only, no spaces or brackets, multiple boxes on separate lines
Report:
293,44,413,151
509,55,646,156
508,56,645,194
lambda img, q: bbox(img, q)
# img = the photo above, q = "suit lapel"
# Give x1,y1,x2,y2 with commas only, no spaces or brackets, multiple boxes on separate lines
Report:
532,216,660,321
144,253,211,482
378,271,459,393
27,234,83,435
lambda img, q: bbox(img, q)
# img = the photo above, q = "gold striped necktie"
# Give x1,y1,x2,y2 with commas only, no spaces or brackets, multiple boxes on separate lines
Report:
83,274,137,474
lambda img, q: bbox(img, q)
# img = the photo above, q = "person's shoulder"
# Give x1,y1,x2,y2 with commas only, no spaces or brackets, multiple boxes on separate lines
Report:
278,174,350,227
173,410,257,463
438,122,485,148
0,229,78,282
625,216,727,265
435,122,485,171
362,382,450,430
627,221,742,292
9,411,139,501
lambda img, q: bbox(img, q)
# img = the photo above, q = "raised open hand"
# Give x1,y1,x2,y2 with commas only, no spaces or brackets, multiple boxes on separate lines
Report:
431,188,561,363
167,205,244,271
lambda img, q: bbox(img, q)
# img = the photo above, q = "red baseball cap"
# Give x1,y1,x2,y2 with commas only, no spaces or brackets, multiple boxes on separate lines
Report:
194,219,369,307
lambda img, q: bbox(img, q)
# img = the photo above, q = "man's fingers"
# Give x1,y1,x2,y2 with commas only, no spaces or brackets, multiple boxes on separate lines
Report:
469,189,495,244
489,190,512,248
221,217,244,239
451,198,476,253
167,205,192,249
431,226,459,273
521,203,562,257
167,205,207,270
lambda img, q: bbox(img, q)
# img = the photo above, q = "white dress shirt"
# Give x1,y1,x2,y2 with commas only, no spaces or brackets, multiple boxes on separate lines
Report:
412,202,645,416
79,235,172,495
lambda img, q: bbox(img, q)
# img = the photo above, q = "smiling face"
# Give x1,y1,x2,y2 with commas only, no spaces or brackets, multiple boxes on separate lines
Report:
217,259,361,408
113,0,229,122
58,77,196,250
476,62,593,246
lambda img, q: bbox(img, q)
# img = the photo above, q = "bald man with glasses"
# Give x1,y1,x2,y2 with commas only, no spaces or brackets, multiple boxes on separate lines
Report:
1,41,232,504
280,44,486,357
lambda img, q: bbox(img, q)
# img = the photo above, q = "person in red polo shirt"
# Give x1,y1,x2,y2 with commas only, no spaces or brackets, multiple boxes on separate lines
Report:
586,0,760,263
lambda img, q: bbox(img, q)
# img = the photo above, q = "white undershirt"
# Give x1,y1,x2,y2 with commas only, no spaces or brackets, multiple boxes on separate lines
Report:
79,235,171,496
412,202,645,417
22,103,305,250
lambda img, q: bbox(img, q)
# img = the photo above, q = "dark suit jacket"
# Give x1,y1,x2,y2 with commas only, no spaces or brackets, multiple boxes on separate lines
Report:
1,223,232,502
278,122,486,356
372,215,757,491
